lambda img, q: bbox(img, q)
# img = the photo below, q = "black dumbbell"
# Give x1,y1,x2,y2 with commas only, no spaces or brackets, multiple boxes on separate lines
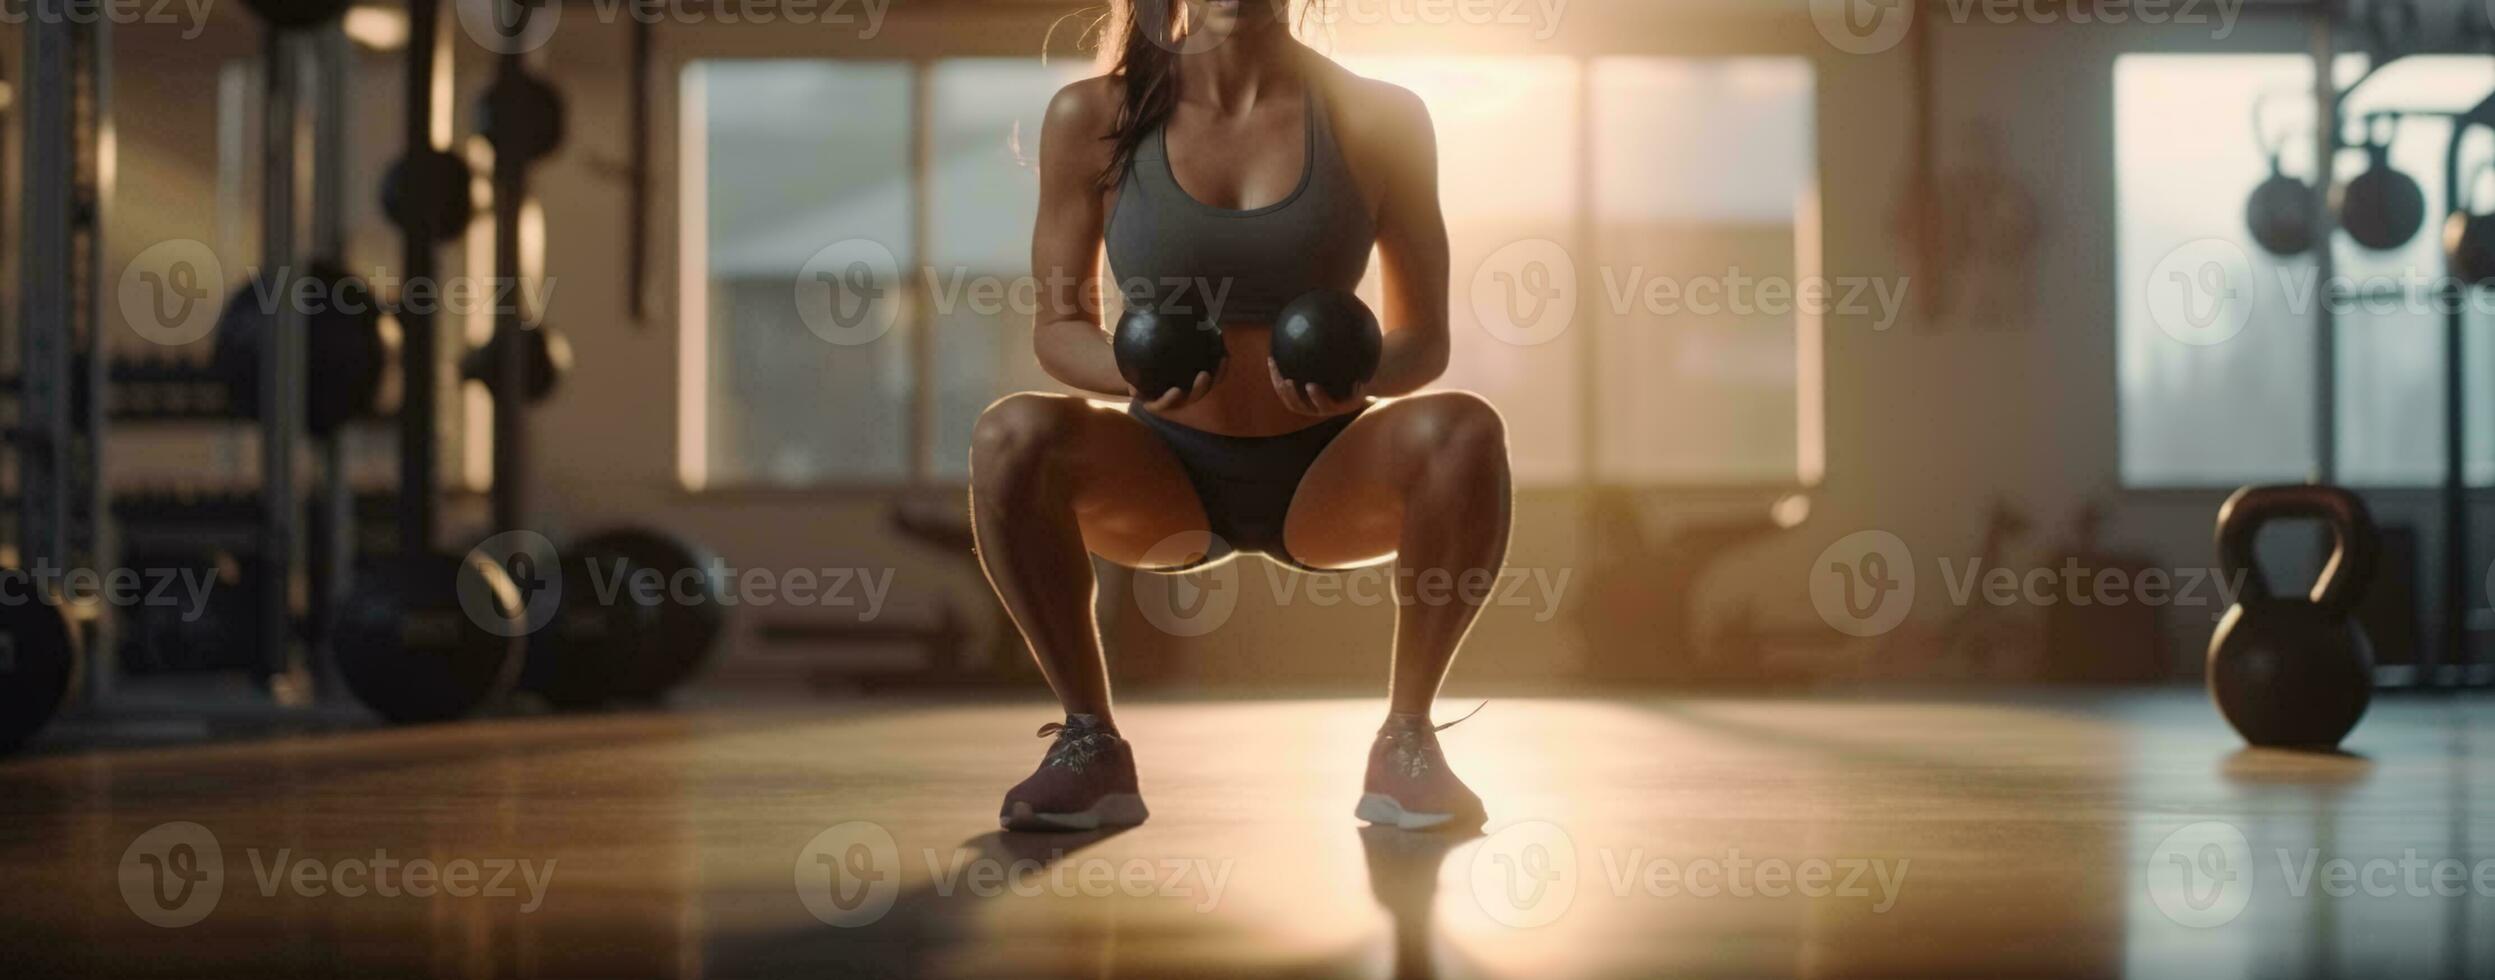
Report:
1113,306,1225,400
1271,288,1382,401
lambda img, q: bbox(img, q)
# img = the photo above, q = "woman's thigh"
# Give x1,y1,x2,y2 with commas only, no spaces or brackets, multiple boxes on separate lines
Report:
972,393,1213,569
1279,391,1506,571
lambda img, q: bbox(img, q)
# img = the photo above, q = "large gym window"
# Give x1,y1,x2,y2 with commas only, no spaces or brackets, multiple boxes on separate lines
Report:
679,54,1820,490
2113,53,2495,488
677,57,1085,490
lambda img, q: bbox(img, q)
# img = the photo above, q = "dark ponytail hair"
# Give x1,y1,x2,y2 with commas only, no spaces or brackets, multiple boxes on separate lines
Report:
1098,1,1183,190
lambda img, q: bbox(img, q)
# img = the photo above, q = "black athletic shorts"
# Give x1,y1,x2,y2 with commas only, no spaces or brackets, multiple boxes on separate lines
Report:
1127,401,1367,573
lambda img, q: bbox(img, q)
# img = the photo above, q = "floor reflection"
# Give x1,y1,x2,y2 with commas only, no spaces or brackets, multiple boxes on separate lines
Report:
1357,825,1481,980
3,693,2490,978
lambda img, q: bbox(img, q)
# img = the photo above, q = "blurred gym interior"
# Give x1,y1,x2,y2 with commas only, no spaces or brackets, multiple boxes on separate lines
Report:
4,0,2495,976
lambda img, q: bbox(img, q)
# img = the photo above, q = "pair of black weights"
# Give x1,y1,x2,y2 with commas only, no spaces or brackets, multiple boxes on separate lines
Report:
1113,288,1382,401
332,528,728,723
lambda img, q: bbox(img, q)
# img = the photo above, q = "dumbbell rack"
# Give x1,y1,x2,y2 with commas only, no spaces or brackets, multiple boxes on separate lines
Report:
2298,1,2495,689
2,7,393,744
8,3,117,701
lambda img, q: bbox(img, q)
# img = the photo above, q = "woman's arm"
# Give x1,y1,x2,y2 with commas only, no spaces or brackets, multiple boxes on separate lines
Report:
1029,79,1141,398
1366,85,1452,396
1273,80,1449,414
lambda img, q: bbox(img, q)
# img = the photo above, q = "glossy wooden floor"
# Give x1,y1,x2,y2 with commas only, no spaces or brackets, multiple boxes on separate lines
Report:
4,690,2491,978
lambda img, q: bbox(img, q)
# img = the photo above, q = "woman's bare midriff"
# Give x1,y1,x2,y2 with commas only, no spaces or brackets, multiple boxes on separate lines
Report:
1144,322,1371,437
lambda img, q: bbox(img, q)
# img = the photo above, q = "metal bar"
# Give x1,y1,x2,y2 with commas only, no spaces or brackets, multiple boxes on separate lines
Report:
398,0,442,553
78,10,117,703
2312,4,2337,485
309,24,352,692
260,29,306,685
309,28,347,261
489,39,528,533
18,0,75,572
2443,94,2495,685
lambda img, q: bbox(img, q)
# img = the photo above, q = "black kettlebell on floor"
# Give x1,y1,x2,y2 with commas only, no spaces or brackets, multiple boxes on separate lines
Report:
1271,288,1382,401
2335,113,2425,252
1113,306,1225,399
2446,161,2495,287
2207,484,2378,750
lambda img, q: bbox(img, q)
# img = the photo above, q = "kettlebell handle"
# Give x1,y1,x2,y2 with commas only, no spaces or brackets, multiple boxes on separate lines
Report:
2215,484,2378,612
2463,160,2495,217
2356,112,2399,159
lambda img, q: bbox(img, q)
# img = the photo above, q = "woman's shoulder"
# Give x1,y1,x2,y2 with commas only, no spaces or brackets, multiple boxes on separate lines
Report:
1041,74,1124,171
1307,56,1432,138
1044,74,1123,134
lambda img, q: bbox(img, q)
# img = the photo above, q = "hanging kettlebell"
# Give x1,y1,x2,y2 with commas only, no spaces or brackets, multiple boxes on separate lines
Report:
2207,484,2379,750
2335,113,2425,252
2445,160,2495,287
2244,92,2317,257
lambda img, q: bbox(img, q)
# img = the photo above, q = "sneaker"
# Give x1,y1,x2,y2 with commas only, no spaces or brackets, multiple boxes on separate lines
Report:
999,714,1149,832
1354,707,1488,832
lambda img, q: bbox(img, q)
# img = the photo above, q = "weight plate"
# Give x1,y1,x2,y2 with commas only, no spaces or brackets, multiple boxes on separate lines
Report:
0,569,78,754
212,262,389,436
332,552,526,724
567,528,727,701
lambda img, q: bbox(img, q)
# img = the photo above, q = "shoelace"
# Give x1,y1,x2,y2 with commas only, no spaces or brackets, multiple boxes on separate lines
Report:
1035,719,1119,773
1377,701,1488,778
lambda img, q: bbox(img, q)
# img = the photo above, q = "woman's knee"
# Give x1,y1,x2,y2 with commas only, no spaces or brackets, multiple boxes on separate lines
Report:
971,394,1084,487
1401,392,1509,476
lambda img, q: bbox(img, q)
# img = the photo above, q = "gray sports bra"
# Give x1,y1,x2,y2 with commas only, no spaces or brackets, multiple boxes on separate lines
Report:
1105,82,1376,326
